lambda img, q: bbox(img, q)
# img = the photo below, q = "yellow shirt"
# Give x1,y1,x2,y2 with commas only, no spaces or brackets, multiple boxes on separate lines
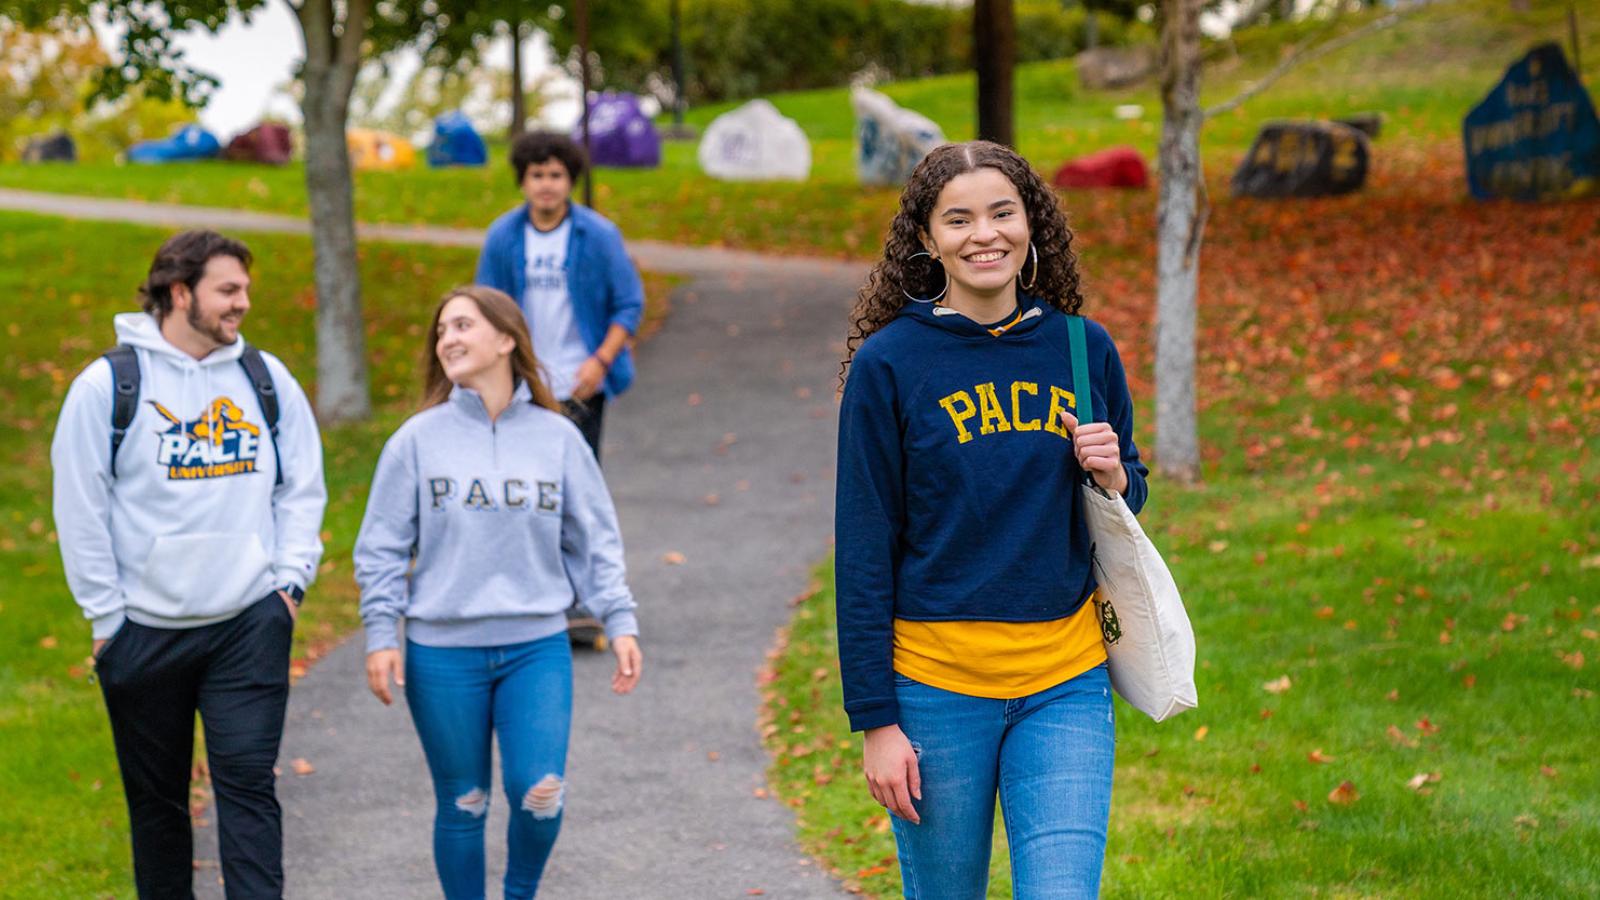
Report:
892,596,1107,700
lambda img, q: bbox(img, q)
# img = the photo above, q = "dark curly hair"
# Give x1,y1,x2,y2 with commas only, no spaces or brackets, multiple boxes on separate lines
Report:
137,230,253,320
842,141,1084,382
509,130,587,185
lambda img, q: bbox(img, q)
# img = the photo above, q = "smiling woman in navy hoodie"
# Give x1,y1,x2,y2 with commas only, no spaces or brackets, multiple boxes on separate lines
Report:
354,285,641,899
836,141,1148,899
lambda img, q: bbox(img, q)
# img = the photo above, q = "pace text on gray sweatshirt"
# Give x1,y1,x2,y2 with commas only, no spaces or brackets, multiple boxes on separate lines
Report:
354,382,638,652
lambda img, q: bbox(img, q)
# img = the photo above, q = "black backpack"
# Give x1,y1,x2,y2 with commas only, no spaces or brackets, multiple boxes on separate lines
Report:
102,344,283,485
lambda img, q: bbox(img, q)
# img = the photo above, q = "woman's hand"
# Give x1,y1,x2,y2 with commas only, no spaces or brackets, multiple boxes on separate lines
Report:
610,635,642,694
366,649,404,705
863,724,922,824
1059,411,1129,495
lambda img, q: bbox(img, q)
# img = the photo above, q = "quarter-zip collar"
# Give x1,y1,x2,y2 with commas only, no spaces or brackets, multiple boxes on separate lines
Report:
448,378,534,425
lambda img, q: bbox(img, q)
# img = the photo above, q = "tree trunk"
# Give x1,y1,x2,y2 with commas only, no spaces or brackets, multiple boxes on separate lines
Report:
576,0,593,207
1085,10,1100,51
671,0,687,124
509,19,526,140
974,0,1016,147
295,0,372,424
1154,0,1204,483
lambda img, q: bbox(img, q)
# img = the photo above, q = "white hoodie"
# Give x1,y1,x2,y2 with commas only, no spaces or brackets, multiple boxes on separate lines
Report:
51,313,327,639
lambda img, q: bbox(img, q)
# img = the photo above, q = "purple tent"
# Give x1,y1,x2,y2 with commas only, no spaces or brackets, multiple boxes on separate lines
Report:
574,92,661,168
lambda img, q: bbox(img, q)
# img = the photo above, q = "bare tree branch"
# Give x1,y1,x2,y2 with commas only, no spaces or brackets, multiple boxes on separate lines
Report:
1204,1,1426,120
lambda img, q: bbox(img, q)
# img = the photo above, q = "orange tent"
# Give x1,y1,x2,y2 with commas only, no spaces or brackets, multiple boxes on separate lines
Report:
346,129,416,171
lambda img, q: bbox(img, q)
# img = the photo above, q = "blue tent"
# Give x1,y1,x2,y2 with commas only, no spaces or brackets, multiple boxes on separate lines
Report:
426,112,487,167
127,125,222,164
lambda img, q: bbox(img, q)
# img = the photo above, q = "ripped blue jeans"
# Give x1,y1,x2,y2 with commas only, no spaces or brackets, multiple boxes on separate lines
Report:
406,634,573,900
890,662,1115,900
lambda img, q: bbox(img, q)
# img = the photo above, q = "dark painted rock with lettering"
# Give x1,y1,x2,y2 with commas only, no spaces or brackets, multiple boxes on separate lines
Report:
1231,120,1370,199
1463,43,1600,201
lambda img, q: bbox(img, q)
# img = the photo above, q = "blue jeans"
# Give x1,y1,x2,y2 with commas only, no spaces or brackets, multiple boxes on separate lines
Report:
406,634,573,900
890,663,1115,900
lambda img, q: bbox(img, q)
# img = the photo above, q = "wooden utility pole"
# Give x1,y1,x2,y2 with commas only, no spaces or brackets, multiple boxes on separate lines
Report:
974,0,1016,147
509,19,526,140
1570,1,1583,81
671,0,687,126
577,0,593,207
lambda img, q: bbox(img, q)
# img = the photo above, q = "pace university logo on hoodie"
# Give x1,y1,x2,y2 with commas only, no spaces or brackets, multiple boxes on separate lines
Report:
151,395,267,480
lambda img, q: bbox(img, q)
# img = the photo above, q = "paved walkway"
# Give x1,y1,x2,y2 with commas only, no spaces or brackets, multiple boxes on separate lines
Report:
0,187,872,897
0,186,854,279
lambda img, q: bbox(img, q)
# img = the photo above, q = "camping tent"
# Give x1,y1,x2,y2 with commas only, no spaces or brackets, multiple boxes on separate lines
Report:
22,132,76,163
851,88,943,187
127,125,221,164
224,123,293,165
347,129,416,171
697,100,811,181
576,92,661,168
426,112,487,167
1052,147,1149,190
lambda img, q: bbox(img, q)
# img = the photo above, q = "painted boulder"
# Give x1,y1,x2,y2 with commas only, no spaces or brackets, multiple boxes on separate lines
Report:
852,88,944,187
697,99,811,181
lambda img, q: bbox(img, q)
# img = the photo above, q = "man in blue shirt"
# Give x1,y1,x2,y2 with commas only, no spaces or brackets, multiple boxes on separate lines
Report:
475,131,645,461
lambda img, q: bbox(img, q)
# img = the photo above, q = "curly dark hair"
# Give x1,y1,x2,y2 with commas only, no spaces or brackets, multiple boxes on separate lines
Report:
137,230,253,319
509,130,587,185
842,141,1085,381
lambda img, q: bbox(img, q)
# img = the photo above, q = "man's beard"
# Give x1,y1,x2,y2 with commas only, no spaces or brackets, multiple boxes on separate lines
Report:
187,301,237,346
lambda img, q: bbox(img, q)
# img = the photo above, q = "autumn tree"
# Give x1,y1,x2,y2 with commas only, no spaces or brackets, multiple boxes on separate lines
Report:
1151,1,1422,482
0,1,529,422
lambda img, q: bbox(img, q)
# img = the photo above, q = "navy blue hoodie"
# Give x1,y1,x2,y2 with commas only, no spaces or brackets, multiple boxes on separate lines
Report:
834,296,1148,732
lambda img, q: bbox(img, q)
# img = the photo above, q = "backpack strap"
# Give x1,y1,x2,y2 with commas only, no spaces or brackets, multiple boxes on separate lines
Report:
1067,316,1099,488
102,345,141,477
1067,315,1096,424
237,345,284,487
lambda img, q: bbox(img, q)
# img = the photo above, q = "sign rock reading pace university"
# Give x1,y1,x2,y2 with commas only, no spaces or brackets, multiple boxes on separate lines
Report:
1463,43,1600,202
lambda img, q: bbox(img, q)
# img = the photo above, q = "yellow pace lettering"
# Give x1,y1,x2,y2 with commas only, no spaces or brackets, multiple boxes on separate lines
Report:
939,390,979,444
1010,381,1040,431
1045,385,1076,437
975,382,1012,436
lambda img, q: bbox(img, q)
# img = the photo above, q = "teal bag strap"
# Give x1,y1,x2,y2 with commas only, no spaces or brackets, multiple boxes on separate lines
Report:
1067,315,1097,425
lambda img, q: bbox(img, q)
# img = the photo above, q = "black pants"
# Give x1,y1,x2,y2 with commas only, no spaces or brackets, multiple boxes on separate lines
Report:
96,593,293,900
562,394,606,463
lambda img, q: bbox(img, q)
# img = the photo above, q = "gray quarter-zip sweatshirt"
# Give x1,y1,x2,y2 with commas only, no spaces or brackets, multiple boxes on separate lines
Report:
354,381,638,652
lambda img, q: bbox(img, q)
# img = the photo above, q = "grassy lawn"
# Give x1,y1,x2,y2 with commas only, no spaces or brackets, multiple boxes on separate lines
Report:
760,139,1600,895
0,1,1593,257
0,211,672,896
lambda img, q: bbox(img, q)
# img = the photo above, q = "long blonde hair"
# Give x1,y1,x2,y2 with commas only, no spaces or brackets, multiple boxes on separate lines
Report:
421,285,562,413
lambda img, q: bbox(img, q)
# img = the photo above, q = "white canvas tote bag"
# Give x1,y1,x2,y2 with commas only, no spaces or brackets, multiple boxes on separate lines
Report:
1068,315,1198,722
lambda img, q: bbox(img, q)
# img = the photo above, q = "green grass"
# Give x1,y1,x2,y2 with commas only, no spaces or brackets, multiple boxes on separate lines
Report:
0,0,1592,257
0,211,672,897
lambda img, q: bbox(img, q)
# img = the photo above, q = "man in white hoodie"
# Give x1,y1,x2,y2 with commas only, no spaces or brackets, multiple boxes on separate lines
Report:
52,230,326,899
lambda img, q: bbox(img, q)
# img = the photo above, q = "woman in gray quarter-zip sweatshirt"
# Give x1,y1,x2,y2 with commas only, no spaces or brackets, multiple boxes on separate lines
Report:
354,285,642,899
